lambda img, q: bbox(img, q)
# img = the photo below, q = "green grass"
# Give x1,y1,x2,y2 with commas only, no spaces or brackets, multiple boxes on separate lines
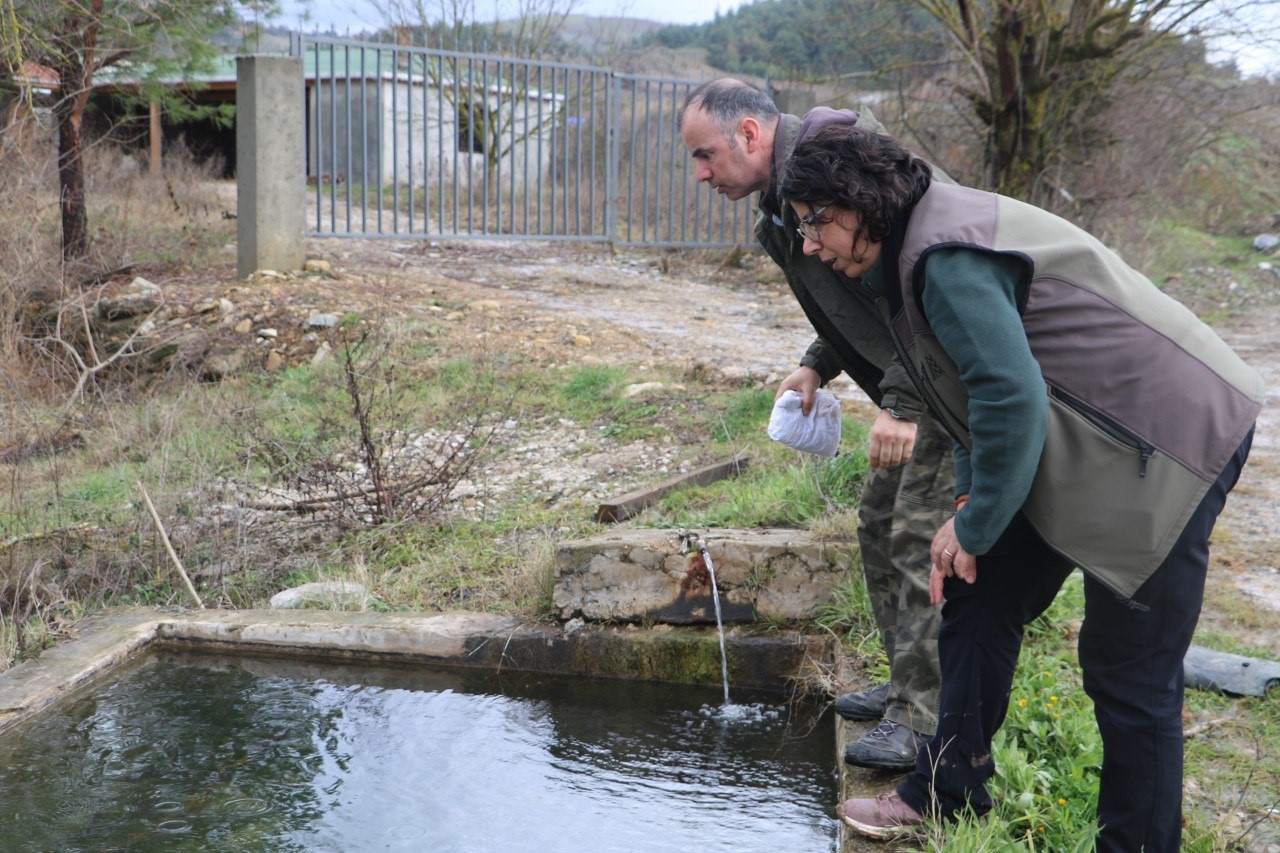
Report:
822,567,1279,849
649,445,867,528
648,407,871,528
555,364,675,440
713,387,775,443
1144,220,1262,286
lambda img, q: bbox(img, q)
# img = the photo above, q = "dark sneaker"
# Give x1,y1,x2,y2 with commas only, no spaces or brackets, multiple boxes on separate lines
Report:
833,682,890,721
837,791,925,839
843,719,927,771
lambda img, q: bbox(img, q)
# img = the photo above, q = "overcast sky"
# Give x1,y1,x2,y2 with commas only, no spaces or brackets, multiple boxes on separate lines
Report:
276,0,1276,78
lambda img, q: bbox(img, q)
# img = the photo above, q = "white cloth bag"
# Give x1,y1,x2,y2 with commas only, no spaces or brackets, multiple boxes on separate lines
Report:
767,390,841,456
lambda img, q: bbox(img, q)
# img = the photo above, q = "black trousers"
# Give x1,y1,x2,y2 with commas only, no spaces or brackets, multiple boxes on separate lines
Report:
897,428,1252,852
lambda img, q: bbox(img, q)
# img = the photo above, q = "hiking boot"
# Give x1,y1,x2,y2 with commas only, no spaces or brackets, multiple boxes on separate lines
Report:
837,790,925,839
843,719,927,771
833,682,890,721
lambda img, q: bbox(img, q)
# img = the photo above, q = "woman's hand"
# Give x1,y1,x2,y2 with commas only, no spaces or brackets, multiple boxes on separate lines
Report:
929,517,977,605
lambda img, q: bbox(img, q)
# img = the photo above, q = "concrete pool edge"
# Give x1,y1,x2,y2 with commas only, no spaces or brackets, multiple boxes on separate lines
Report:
0,607,837,736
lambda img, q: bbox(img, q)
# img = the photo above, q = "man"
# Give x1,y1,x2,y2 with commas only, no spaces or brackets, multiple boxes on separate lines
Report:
677,78,955,771
780,121,1262,850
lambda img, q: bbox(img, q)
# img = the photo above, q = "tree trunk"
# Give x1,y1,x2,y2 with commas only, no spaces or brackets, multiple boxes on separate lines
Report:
56,82,90,261
988,87,1050,201
982,1,1050,201
55,0,104,262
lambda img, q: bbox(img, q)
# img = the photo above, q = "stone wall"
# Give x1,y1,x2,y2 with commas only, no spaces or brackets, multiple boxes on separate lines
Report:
552,527,859,624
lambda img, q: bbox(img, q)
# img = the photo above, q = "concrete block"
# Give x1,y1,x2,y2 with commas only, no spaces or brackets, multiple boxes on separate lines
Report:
553,527,858,624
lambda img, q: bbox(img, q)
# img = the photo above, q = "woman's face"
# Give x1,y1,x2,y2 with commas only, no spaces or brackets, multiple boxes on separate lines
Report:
791,201,882,278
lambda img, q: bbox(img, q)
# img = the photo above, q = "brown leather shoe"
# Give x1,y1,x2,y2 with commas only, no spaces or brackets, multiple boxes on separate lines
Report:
837,790,925,839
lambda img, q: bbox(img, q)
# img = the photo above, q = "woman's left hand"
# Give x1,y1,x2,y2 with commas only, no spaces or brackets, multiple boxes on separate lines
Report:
930,517,976,605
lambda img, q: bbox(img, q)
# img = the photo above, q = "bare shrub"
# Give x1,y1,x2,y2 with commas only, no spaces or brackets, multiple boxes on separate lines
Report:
236,330,509,531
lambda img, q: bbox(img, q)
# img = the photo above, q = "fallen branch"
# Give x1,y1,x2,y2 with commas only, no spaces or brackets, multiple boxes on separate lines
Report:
1183,717,1231,739
595,455,750,522
239,473,445,513
137,481,205,609
0,523,99,552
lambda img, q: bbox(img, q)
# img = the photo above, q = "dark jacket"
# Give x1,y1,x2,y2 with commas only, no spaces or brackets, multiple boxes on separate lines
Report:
754,110,926,420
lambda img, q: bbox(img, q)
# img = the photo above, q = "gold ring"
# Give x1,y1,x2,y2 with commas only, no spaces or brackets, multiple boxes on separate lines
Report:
943,548,955,558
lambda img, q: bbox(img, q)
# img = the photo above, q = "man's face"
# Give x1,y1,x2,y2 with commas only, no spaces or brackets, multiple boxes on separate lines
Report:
680,106,770,201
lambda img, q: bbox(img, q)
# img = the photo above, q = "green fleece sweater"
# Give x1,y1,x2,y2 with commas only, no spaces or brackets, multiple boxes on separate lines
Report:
865,247,1045,553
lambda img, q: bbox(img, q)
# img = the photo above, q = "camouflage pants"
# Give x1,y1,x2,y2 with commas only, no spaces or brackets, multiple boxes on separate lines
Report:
856,411,954,736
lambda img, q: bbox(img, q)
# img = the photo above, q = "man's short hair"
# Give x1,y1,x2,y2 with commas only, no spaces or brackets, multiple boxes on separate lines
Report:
677,78,780,138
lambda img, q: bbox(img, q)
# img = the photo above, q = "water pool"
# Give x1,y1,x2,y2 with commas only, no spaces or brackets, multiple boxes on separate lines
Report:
0,650,838,851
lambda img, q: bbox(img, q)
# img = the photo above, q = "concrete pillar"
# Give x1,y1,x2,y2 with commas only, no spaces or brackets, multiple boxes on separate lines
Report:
236,55,304,277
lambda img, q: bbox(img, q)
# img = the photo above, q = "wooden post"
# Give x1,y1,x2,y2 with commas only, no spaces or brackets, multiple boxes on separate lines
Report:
594,456,750,523
149,100,162,176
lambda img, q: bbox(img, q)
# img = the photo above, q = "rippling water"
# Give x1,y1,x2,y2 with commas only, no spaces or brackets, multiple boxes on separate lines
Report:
0,651,837,851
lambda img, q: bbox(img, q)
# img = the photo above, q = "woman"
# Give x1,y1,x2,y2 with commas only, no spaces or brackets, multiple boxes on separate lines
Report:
780,122,1261,851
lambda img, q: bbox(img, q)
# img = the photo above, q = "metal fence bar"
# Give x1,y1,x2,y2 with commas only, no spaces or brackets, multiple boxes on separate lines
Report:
604,69,616,242
296,36,754,247
504,58,514,234
360,46,369,233
549,65,558,236
309,39,321,233
420,48,429,235
343,43,352,233
491,56,501,234
435,53,445,236
375,44,384,234
679,80,695,243
391,44,400,234
455,59,465,234
588,70,597,239
535,63,544,236
522,62,530,235
405,43,415,234
640,78,651,242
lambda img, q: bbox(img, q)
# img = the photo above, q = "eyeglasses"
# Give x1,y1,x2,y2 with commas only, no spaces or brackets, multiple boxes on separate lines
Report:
796,203,831,242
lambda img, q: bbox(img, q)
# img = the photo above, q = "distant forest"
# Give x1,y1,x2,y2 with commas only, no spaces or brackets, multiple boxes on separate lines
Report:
241,0,951,84
641,0,948,84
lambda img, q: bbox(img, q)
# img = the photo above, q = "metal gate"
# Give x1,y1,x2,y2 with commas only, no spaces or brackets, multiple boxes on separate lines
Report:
294,34,756,248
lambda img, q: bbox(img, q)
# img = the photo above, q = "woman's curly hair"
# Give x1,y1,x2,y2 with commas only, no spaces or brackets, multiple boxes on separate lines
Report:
780,124,932,247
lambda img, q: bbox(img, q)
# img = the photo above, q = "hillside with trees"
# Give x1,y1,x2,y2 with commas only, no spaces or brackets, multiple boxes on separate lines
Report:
645,0,946,84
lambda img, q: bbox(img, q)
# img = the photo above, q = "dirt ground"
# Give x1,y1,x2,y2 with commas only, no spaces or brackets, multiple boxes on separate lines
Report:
145,234,1280,641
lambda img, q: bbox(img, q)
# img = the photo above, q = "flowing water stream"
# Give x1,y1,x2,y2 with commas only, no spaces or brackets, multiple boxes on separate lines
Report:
698,540,733,707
